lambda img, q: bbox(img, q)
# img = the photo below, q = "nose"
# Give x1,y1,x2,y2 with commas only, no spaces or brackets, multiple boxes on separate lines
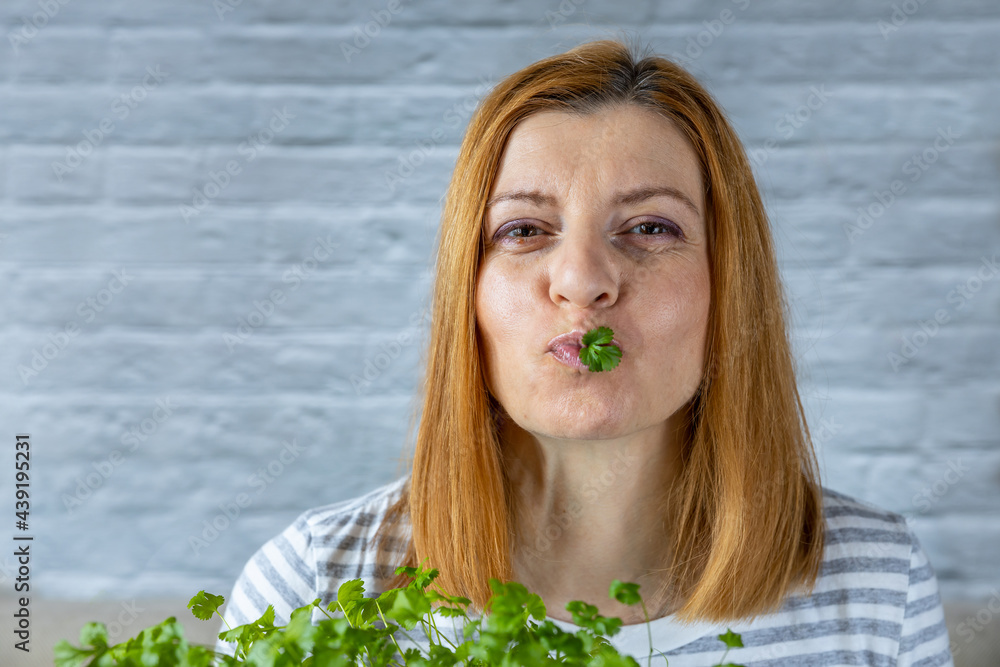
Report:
547,222,619,310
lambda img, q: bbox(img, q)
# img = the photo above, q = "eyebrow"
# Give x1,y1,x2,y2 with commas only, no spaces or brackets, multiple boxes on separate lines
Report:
485,185,702,217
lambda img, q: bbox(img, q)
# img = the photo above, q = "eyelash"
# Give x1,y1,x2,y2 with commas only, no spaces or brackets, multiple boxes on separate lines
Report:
493,219,683,243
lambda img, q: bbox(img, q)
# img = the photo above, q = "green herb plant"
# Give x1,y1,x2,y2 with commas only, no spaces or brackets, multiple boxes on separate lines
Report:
579,326,622,373
55,561,745,667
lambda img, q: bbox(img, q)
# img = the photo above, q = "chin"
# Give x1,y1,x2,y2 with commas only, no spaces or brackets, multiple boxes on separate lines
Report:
524,400,633,441
547,423,628,441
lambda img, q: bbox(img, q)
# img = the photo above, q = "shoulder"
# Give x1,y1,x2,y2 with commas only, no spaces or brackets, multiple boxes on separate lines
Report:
666,488,953,665
821,484,911,533
300,476,411,574
809,485,948,636
293,475,411,597
217,476,410,639
805,487,952,663
818,485,917,581
268,473,411,574
295,474,410,544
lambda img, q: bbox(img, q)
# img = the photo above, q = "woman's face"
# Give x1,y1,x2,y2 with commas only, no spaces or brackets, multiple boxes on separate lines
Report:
475,103,711,441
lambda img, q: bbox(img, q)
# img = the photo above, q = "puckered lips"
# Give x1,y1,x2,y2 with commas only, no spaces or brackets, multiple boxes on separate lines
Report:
545,329,622,371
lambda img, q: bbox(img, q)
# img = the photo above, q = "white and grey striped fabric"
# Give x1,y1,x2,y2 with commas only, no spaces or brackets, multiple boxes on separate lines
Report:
215,476,954,666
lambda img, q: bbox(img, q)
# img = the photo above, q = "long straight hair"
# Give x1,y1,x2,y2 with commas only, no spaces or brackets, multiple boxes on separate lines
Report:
373,37,825,624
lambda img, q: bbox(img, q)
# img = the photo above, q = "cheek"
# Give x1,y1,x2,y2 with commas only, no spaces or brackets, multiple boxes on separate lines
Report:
477,264,531,344
476,264,531,387
642,266,710,363
677,273,712,385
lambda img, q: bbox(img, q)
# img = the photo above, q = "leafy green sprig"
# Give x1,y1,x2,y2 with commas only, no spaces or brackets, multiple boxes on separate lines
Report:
55,561,745,667
579,326,622,373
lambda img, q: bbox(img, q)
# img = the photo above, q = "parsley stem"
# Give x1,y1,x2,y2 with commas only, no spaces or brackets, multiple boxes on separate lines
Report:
214,608,233,633
425,606,458,650
335,600,379,667
640,598,656,667
375,599,413,666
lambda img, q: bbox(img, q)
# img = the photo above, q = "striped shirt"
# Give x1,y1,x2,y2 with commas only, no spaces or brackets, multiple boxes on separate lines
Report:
215,476,954,666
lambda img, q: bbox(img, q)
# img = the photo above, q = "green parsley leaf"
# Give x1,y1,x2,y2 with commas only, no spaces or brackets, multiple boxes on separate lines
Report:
579,326,622,372
78,622,109,649
63,570,750,666
186,591,225,621
718,627,744,648
609,579,641,606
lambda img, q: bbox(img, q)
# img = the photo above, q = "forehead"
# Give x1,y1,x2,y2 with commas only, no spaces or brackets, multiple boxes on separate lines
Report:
490,104,704,210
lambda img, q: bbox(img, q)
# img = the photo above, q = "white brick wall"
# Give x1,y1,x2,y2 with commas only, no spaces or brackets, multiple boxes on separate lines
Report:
0,1,997,605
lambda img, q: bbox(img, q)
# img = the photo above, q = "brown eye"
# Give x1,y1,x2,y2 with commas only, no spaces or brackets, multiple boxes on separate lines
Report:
493,221,544,244
627,219,683,238
508,224,540,238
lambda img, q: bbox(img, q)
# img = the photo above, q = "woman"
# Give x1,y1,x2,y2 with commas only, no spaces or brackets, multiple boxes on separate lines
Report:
217,38,954,665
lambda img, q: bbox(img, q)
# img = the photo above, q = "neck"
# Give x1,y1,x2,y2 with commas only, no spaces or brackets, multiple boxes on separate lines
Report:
499,414,687,623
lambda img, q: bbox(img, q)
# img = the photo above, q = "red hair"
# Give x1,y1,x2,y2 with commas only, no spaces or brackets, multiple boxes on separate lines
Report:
373,37,825,624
